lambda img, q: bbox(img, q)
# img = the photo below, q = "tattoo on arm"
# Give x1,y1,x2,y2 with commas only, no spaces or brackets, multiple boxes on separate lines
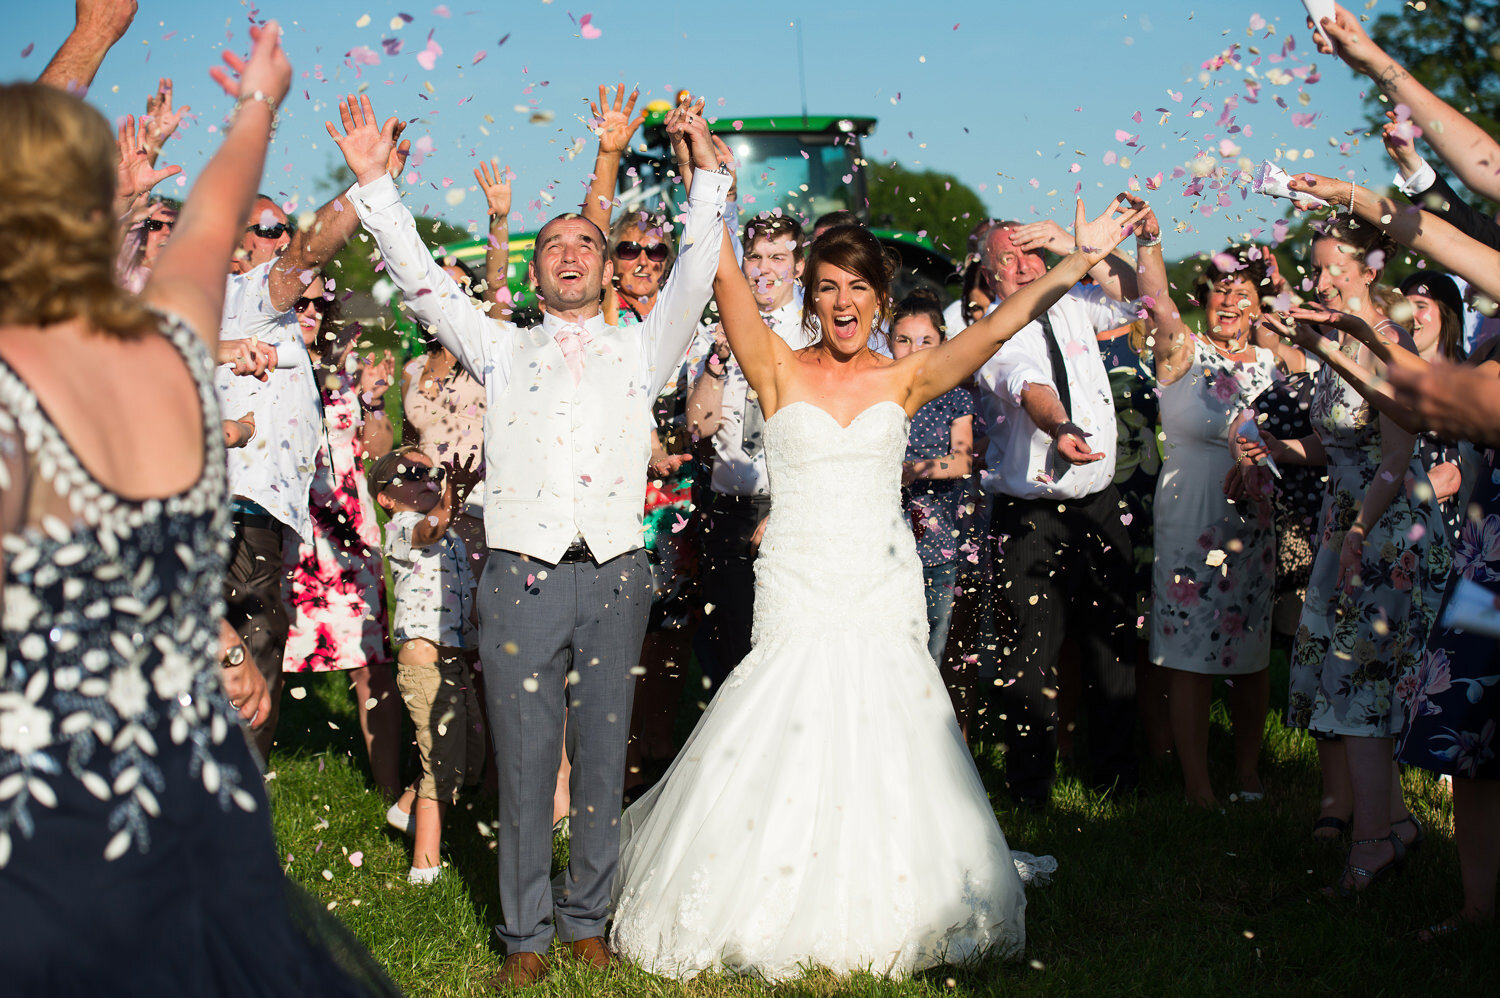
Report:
1376,64,1409,95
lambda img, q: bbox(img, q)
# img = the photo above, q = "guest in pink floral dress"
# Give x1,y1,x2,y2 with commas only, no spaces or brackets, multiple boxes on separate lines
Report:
282,277,403,797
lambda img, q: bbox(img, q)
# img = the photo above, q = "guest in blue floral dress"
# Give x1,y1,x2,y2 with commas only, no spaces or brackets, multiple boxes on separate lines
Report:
891,293,975,668
1398,444,1500,936
1241,219,1447,894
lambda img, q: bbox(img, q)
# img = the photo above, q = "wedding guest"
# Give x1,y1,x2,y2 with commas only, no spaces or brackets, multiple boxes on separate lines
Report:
1150,248,1278,806
117,197,177,293
942,219,997,332
0,24,395,991
1396,272,1469,543
1237,217,1444,891
372,449,483,885
688,213,813,687
281,277,402,799
974,201,1168,807
890,291,974,666
336,91,730,987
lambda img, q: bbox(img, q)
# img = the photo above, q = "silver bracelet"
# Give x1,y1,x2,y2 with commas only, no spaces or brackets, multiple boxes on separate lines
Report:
229,89,280,135
1136,233,1162,248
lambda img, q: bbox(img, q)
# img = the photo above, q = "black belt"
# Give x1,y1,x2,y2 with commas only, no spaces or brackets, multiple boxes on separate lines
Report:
557,540,595,564
232,510,278,532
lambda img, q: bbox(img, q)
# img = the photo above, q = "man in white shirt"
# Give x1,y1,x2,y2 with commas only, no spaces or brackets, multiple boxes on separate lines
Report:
335,93,729,987
216,178,400,760
974,211,1166,808
686,214,813,685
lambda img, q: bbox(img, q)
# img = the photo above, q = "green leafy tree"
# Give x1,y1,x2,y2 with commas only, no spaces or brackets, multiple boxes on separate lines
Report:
865,161,987,257
1366,0,1500,137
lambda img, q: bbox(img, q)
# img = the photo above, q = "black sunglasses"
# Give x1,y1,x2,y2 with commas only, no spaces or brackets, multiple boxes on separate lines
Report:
614,241,670,263
142,218,174,232
246,222,292,239
295,295,330,313
389,463,446,488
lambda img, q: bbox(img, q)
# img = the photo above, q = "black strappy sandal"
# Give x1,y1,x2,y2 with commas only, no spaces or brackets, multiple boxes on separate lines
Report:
1393,812,1425,853
1323,832,1406,899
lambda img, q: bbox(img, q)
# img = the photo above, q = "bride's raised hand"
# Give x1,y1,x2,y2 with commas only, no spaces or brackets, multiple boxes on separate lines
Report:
1072,194,1152,267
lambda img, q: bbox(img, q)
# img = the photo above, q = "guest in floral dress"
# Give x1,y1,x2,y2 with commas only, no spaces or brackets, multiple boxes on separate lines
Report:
1240,219,1447,893
282,277,402,798
891,293,975,667
1146,249,1278,806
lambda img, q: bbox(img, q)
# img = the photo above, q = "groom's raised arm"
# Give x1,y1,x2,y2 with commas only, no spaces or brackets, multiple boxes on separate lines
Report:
639,102,731,400
335,94,510,390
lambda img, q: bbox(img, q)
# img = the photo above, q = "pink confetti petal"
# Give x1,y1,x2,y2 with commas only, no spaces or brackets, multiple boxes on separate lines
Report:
579,13,602,39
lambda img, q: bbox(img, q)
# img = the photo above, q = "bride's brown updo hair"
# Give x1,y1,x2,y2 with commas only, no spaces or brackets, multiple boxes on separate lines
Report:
0,83,151,338
801,223,896,342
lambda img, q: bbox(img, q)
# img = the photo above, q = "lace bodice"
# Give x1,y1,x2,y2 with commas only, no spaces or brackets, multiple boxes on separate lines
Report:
0,315,256,868
749,400,927,651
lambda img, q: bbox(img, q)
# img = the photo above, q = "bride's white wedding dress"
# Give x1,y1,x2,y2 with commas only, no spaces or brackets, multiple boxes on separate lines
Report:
610,400,1031,981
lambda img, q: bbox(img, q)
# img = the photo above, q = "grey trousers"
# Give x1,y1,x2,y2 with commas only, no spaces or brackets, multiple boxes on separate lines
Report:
478,548,650,954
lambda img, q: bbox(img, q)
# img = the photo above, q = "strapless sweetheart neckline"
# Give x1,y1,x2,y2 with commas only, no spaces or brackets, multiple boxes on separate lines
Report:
766,398,908,431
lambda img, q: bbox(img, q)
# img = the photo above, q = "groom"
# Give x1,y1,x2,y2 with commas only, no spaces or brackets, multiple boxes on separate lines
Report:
337,93,731,987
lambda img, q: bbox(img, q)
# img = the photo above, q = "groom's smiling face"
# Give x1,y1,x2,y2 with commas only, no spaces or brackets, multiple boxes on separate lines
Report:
529,214,613,313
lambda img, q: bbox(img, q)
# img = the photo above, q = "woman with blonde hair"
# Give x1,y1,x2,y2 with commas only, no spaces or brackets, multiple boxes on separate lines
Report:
0,25,393,992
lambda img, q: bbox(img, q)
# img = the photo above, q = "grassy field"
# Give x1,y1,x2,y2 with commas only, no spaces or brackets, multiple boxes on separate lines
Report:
267,663,1497,997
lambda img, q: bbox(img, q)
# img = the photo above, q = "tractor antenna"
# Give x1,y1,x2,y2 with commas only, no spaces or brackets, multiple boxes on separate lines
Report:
796,20,808,126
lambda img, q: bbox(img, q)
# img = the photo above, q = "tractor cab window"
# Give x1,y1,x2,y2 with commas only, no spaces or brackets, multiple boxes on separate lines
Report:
727,132,861,223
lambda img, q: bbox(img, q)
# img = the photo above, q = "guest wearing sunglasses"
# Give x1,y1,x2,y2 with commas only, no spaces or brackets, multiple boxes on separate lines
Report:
116,197,178,294
216,116,411,760
608,214,676,325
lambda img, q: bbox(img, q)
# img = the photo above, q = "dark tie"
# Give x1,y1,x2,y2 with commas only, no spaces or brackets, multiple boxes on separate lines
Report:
1038,310,1072,420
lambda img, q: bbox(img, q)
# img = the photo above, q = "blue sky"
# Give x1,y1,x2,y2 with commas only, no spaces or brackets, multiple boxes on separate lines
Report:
3,1,1414,256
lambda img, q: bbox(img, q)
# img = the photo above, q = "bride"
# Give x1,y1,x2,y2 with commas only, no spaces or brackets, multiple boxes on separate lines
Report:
610,196,1149,980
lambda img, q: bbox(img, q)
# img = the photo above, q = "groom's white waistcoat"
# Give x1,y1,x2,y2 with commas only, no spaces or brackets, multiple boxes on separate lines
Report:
349,170,730,564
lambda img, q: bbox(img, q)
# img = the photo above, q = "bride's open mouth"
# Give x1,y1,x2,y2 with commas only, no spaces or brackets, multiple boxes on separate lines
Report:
831,315,859,338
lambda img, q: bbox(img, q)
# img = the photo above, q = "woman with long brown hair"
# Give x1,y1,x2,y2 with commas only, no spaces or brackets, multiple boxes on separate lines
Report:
611,198,1148,979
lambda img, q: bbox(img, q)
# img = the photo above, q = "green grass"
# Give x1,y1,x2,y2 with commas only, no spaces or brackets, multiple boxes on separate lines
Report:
267,667,1498,997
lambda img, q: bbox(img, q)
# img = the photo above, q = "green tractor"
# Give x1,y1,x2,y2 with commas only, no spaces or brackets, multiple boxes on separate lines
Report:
429,107,956,319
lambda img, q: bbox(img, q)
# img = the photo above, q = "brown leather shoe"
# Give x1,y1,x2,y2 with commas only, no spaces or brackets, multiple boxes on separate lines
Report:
486,952,548,990
567,936,614,969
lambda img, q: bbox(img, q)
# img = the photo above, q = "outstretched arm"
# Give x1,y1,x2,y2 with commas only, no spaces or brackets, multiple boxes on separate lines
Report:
38,0,136,93
112,114,183,222
1313,3,1500,204
268,100,410,313
140,23,290,351
1008,218,1139,300
1391,355,1500,444
902,195,1150,412
474,159,513,319
639,100,731,400
1287,173,1500,303
580,84,644,231
1265,308,1427,434
1122,197,1194,385
337,95,503,387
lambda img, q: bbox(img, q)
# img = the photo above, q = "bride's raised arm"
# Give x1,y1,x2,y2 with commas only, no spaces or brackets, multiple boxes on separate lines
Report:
711,220,800,413
901,196,1149,412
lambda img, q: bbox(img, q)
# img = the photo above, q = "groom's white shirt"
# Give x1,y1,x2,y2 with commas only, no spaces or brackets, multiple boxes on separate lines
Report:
350,170,730,564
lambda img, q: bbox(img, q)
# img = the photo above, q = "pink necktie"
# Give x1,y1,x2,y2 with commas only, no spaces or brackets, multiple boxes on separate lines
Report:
554,323,590,387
